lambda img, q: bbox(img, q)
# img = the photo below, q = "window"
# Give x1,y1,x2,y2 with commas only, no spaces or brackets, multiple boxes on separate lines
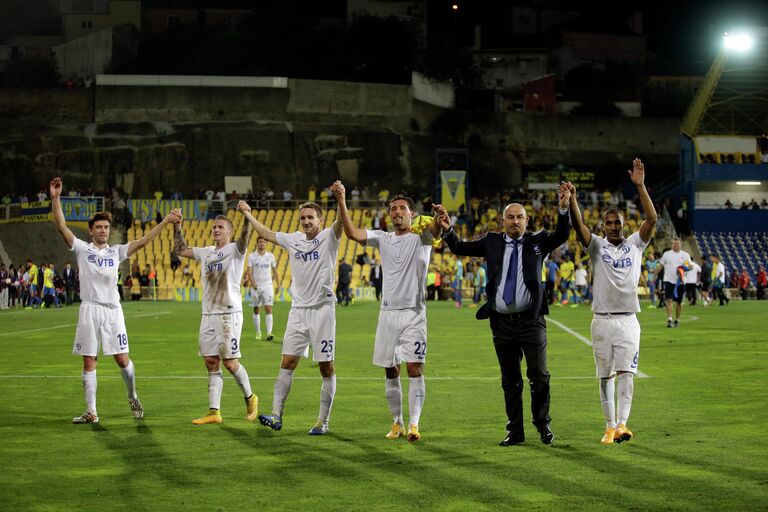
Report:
81,20,92,29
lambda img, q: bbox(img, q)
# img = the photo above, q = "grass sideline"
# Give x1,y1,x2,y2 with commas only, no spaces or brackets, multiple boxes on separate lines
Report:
1,299,767,511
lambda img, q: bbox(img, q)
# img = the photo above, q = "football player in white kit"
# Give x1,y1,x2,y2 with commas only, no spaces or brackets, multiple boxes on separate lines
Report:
246,237,280,341
333,180,443,443
241,200,341,435
173,203,259,425
49,177,178,424
566,158,657,445
654,239,693,328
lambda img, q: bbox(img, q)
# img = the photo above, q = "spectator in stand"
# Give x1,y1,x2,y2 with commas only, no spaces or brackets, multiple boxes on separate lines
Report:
283,189,293,206
216,190,226,202
351,186,360,204
37,189,48,202
377,187,389,206
739,269,752,300
757,266,767,300
153,190,163,201
740,201,749,210
308,185,316,202
724,199,734,209
761,199,768,208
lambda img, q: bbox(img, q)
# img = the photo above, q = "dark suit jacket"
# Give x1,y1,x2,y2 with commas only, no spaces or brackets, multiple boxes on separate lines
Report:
443,211,570,319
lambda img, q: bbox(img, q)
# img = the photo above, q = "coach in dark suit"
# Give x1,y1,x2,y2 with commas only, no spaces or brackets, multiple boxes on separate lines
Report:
63,263,77,305
436,186,571,446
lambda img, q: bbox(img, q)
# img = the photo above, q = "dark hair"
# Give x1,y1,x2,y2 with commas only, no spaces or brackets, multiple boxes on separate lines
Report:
602,208,624,223
88,211,112,229
388,194,414,210
298,202,323,218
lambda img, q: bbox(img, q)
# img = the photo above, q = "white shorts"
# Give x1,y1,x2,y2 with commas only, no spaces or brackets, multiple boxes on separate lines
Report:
373,308,427,368
282,304,335,362
591,313,640,378
73,302,129,357
250,287,274,307
199,312,244,359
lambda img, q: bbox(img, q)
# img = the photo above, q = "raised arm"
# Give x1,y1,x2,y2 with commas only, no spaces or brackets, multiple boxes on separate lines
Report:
332,180,367,243
235,201,253,254
49,177,75,249
126,208,180,257
173,215,195,259
240,201,277,244
628,158,657,243
567,182,592,248
427,204,445,239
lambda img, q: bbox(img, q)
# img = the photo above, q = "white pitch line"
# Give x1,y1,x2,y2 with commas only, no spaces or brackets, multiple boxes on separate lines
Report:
0,374,598,381
0,311,171,337
548,317,650,378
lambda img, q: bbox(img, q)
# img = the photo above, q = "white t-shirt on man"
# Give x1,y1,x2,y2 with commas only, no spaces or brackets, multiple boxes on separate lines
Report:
71,238,128,307
365,229,433,311
587,231,648,313
276,227,340,308
660,249,692,284
193,242,246,315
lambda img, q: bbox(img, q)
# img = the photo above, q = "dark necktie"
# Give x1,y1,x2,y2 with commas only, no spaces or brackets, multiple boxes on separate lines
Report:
503,240,519,305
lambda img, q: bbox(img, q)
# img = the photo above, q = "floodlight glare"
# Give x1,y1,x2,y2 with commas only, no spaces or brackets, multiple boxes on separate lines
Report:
723,32,754,52
736,181,761,185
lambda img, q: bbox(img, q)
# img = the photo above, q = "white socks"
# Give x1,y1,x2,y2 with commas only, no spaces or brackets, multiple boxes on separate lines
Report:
252,313,261,335
408,376,426,427
231,364,253,398
385,377,403,425
207,370,224,410
82,370,97,413
617,373,634,425
599,377,616,428
253,313,274,336
318,375,336,424
272,368,294,417
120,360,137,400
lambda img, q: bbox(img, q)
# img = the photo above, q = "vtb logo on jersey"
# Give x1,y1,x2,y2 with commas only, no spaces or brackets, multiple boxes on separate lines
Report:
207,262,224,273
295,251,320,262
602,248,632,269
87,254,115,267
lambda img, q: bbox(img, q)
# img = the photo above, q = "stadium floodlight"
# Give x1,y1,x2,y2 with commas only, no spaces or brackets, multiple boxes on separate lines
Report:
723,32,754,52
736,181,761,185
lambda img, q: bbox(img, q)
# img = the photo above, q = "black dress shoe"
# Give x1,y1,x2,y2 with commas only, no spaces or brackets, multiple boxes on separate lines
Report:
499,433,525,446
537,425,554,445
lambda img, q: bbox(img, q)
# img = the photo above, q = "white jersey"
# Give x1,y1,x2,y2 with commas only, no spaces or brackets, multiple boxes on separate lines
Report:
276,227,340,308
365,229,433,311
247,251,276,289
715,262,727,284
193,242,247,315
685,262,701,284
587,231,648,313
71,238,128,307
660,249,692,283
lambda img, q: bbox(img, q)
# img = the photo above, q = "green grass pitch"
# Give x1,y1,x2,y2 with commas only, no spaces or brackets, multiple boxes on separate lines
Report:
1,299,766,511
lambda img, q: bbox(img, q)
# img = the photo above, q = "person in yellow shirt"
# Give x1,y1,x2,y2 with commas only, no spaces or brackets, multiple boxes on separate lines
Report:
42,262,60,308
558,255,575,304
26,259,40,307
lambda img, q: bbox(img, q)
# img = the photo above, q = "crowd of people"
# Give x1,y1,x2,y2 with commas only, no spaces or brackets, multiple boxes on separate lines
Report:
0,260,78,310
